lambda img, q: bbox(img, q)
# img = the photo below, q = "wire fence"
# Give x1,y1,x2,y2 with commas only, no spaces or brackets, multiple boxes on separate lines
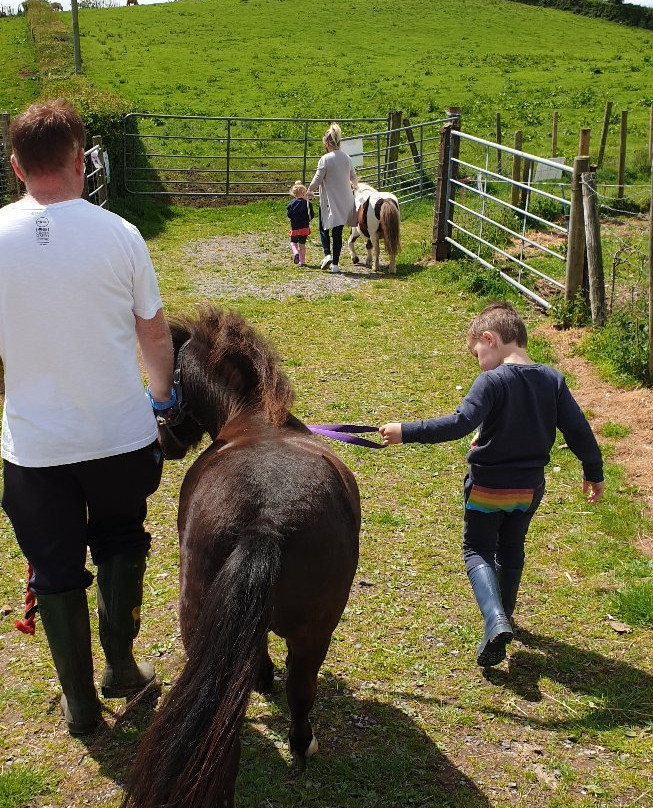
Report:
123,114,450,204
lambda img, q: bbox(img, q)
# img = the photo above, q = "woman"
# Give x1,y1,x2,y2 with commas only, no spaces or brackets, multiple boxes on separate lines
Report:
307,123,358,273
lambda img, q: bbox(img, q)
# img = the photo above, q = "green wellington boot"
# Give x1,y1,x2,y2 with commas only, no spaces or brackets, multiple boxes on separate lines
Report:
468,563,514,667
495,563,523,622
38,589,102,736
96,552,155,698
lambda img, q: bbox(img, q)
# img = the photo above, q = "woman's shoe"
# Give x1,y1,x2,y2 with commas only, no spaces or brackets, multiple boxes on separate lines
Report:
329,264,340,274
320,254,332,270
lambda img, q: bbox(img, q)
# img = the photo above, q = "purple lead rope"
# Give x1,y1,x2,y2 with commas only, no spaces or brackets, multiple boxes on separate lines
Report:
308,424,385,449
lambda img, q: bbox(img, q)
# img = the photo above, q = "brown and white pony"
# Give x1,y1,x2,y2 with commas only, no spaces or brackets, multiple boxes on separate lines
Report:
348,181,400,273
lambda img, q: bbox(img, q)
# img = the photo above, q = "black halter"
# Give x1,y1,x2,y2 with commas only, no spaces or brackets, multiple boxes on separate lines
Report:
156,338,203,453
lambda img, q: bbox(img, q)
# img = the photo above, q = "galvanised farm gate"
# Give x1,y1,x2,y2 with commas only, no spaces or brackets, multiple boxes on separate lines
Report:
123,112,453,204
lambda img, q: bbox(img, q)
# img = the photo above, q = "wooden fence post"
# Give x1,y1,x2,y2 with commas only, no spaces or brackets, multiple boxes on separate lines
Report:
92,135,108,207
649,103,653,165
511,130,522,208
597,100,612,169
1,111,20,201
383,109,402,186
448,107,461,184
402,117,422,174
496,112,502,173
552,110,559,158
432,122,453,261
565,155,590,300
581,171,605,325
617,109,628,199
578,128,591,158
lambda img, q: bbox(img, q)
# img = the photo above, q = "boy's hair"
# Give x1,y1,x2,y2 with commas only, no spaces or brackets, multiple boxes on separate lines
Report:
322,122,342,150
9,99,85,177
289,180,307,198
468,302,528,347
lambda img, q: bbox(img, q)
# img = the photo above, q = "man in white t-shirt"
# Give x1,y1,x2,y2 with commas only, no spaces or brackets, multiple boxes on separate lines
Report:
0,100,175,735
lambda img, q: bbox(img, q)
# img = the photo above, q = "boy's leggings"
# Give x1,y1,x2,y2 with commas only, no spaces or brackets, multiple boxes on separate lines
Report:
462,476,545,572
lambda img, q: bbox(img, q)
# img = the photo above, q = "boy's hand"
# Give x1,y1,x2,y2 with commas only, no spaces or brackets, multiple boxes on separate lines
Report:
379,423,403,445
470,431,480,448
583,480,604,504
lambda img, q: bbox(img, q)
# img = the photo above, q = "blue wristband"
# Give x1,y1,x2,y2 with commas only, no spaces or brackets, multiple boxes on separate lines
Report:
146,386,177,411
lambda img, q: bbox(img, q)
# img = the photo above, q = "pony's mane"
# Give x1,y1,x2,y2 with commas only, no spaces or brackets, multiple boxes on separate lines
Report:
169,304,294,426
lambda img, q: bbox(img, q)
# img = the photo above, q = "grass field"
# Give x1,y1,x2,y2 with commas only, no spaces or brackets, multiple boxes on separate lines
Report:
77,0,653,167
0,14,37,115
0,199,652,808
2,0,653,168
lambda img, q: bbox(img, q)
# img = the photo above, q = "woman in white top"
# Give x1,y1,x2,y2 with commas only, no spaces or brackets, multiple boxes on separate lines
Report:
307,123,358,273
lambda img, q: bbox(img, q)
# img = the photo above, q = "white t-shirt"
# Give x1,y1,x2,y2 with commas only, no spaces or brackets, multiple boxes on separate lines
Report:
0,197,162,467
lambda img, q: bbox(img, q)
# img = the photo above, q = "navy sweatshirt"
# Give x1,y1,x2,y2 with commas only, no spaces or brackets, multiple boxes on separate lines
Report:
401,363,603,488
286,198,314,230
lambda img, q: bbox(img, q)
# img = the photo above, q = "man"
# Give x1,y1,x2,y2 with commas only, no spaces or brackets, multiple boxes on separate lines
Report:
0,100,174,735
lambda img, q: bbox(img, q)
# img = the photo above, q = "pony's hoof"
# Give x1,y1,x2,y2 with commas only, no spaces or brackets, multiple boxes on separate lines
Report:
351,255,359,264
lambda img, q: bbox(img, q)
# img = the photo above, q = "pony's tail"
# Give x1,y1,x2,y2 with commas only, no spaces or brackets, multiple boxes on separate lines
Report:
121,529,282,808
380,201,401,258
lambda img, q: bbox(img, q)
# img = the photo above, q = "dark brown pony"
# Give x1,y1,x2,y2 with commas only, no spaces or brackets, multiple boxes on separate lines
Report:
121,305,360,808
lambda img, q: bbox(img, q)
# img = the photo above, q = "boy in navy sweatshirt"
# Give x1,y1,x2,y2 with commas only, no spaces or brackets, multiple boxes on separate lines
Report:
380,302,604,668
286,181,314,267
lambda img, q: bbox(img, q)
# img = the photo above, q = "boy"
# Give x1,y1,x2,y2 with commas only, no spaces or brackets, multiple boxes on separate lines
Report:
286,181,314,267
379,303,603,668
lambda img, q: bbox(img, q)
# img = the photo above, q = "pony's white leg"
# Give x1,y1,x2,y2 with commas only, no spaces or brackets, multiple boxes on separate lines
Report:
348,227,360,265
372,236,381,272
364,239,373,267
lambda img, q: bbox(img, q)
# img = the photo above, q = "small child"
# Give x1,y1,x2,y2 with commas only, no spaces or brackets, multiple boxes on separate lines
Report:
286,181,314,267
379,302,604,668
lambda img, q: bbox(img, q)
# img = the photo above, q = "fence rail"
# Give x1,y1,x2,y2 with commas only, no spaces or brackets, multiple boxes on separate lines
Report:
123,113,450,203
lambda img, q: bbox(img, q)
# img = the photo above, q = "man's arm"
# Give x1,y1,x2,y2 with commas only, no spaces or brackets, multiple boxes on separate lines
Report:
135,308,174,403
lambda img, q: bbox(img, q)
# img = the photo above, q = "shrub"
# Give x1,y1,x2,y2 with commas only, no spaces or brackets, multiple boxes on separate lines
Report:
25,1,131,198
550,291,591,329
583,302,650,386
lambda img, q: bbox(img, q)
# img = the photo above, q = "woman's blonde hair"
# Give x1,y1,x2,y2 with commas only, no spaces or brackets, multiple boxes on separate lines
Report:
322,122,342,150
289,180,307,198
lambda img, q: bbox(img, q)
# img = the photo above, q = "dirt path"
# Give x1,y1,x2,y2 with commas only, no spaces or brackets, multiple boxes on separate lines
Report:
536,322,653,555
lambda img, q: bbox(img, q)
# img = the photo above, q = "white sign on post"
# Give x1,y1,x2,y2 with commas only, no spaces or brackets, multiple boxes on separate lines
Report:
534,156,566,182
341,138,364,168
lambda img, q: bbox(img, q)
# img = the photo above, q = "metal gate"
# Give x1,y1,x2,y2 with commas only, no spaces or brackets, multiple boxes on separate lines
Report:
123,114,450,203
433,127,575,309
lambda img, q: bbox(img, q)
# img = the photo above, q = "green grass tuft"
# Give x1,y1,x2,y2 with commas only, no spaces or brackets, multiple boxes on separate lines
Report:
0,766,55,808
612,580,653,628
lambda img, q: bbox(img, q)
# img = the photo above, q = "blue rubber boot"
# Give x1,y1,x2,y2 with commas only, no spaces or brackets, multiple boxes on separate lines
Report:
495,563,523,622
468,563,514,667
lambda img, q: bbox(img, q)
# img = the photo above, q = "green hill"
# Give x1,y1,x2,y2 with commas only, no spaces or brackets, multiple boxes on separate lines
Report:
1,0,652,162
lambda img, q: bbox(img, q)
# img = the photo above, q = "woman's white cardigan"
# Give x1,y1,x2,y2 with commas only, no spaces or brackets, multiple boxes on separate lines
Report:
308,150,358,230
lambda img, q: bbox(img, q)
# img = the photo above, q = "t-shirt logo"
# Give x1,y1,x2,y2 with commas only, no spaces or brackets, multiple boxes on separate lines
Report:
35,217,50,245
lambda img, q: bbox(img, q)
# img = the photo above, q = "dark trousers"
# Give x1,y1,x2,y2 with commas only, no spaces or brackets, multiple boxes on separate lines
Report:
462,476,545,572
318,206,343,264
2,442,163,595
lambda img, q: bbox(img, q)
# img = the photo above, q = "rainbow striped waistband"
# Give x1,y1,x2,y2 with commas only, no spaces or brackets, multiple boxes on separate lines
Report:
466,484,535,513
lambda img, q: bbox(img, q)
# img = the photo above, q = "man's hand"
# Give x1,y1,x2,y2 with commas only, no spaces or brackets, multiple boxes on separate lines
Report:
379,423,403,446
583,479,604,504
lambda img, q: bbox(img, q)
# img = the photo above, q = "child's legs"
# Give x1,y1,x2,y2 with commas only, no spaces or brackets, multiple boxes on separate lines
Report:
331,225,344,265
495,484,545,569
290,240,299,256
463,508,504,572
318,207,331,255
297,236,307,263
